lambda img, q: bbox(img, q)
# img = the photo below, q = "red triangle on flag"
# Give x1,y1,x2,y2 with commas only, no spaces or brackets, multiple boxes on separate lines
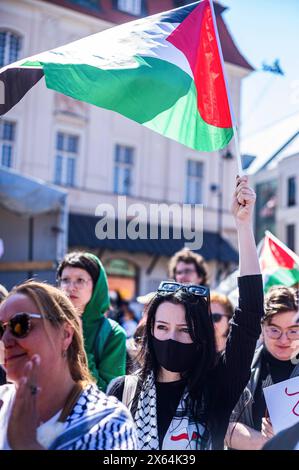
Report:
260,232,296,270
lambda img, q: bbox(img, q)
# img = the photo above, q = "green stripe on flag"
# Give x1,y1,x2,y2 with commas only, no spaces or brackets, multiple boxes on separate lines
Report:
39,57,192,122
144,80,233,151
264,267,299,292
25,56,233,151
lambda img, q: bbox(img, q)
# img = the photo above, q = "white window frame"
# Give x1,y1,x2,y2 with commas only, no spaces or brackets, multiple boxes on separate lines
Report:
113,144,134,196
54,131,79,187
185,160,204,204
117,0,142,16
0,30,22,67
0,120,16,168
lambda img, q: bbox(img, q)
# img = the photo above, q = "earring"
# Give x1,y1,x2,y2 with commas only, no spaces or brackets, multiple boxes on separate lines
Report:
62,350,67,358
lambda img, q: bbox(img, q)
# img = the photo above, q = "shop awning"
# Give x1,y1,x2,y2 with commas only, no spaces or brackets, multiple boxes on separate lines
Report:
69,213,238,263
0,167,67,216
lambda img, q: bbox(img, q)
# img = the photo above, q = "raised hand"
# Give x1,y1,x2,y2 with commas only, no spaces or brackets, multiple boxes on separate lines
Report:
7,354,44,450
232,175,260,276
232,176,256,226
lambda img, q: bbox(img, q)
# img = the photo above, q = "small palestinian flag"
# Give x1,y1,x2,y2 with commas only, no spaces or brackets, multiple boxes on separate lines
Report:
260,231,299,292
0,0,234,152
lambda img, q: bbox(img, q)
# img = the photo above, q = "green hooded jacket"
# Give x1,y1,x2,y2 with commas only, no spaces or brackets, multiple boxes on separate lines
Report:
82,253,126,391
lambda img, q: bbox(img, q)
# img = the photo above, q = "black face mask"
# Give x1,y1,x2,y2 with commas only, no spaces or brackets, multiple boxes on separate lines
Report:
151,336,198,373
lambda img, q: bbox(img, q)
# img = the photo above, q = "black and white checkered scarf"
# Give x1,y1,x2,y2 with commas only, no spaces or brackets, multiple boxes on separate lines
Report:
134,372,211,450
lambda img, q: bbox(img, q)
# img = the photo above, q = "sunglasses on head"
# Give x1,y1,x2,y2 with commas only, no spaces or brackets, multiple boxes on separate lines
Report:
0,313,46,340
211,313,230,323
158,281,209,297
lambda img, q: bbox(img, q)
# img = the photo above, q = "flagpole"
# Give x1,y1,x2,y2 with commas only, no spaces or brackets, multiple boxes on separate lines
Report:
208,0,244,176
232,125,244,176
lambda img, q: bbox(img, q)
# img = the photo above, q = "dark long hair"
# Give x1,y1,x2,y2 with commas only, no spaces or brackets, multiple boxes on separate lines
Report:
138,290,217,441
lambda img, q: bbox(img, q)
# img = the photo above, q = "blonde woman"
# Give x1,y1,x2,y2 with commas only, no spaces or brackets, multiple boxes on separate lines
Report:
0,281,137,450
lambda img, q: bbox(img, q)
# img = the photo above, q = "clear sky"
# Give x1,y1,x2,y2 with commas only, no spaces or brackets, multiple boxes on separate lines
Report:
220,0,299,143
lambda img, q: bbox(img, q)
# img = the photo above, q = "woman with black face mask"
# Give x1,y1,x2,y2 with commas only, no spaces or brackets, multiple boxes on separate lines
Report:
107,177,264,450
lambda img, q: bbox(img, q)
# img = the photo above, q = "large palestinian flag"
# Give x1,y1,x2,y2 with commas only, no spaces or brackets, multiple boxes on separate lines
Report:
260,231,299,292
0,0,234,152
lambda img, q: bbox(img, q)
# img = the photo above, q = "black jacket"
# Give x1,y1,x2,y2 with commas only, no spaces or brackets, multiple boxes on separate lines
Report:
108,275,264,450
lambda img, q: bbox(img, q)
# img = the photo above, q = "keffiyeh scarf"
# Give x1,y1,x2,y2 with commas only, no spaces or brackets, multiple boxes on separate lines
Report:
134,372,211,450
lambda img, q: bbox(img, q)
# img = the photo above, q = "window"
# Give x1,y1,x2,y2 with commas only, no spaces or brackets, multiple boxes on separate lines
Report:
173,1,189,6
287,176,296,207
117,0,142,16
67,0,100,11
0,120,15,168
255,180,277,244
185,160,203,204
113,144,134,195
54,132,78,186
286,224,296,252
0,31,22,67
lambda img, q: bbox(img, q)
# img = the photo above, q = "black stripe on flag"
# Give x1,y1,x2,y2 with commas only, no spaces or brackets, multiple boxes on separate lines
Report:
0,67,44,116
160,1,199,24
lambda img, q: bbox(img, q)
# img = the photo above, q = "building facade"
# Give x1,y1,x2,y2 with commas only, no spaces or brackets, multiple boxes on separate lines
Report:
251,130,299,253
0,0,253,296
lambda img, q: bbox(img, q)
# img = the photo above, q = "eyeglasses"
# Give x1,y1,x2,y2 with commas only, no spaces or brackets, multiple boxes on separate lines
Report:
0,313,46,340
59,278,91,289
211,313,230,323
264,325,299,341
158,281,209,297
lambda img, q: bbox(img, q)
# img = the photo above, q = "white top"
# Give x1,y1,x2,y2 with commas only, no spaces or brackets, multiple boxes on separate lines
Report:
0,384,65,449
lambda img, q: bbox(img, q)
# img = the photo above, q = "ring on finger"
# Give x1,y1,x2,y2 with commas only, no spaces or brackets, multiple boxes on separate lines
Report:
29,384,38,395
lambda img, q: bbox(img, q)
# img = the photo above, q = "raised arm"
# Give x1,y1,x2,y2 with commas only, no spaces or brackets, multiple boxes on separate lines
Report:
232,176,260,276
210,177,264,449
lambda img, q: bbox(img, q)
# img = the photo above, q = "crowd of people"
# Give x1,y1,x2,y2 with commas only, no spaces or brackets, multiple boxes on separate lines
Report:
0,176,298,450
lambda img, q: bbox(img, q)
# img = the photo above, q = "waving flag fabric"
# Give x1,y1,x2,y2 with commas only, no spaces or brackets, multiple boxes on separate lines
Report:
0,0,234,151
260,231,299,292
217,231,299,306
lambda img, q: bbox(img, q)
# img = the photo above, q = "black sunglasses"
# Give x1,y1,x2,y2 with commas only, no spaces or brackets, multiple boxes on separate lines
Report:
211,313,230,323
0,313,46,340
158,281,209,297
